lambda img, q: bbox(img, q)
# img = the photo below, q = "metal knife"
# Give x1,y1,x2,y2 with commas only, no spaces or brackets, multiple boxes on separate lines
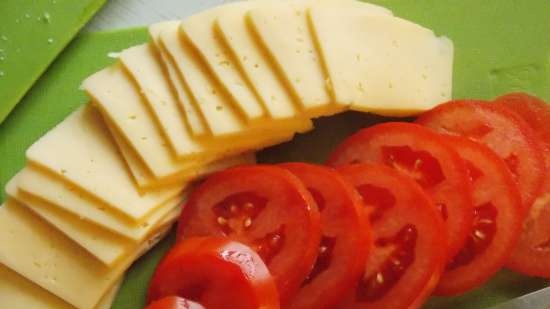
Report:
489,287,550,309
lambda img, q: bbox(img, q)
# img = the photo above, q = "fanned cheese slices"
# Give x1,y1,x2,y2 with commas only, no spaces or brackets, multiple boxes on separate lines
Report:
0,1,454,309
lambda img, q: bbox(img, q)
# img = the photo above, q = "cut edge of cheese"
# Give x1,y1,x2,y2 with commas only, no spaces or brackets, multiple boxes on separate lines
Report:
0,199,176,309
16,164,184,241
25,105,184,223
0,264,122,309
7,176,131,266
119,43,209,159
181,3,268,122
149,21,210,137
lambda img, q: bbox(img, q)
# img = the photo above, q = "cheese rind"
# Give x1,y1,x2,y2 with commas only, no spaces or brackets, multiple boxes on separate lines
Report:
149,22,209,136
25,105,183,222
182,3,267,122
0,264,121,309
309,8,453,116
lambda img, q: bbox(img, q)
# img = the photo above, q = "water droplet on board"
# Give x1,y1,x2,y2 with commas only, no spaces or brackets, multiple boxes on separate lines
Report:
1,35,7,41
0,55,5,61
15,18,20,23
24,13,31,19
42,12,51,23
0,71,5,77
47,38,54,44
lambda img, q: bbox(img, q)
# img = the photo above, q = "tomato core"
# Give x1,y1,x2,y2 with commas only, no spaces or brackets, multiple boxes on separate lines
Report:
356,225,418,302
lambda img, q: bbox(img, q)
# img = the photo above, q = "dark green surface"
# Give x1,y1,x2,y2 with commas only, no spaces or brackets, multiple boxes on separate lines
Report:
0,0,107,124
0,1,549,308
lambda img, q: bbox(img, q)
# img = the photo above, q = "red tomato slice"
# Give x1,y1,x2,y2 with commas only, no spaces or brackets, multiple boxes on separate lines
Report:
145,296,205,309
147,237,279,309
177,165,321,304
279,163,372,309
506,195,550,277
493,93,550,145
435,136,523,295
334,164,447,309
327,122,473,259
416,100,545,213
493,93,550,278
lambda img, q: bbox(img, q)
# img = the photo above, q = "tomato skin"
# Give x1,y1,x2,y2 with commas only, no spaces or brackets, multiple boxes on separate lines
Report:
144,296,205,309
416,99,545,214
327,122,473,260
435,136,523,295
334,163,447,309
492,93,550,278
279,163,372,309
147,237,280,309
177,165,321,304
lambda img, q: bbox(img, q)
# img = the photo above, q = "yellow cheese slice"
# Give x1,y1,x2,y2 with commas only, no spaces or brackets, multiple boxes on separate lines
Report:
247,1,336,116
83,65,220,180
7,177,131,266
119,43,201,158
216,1,299,120
157,21,314,138
149,22,209,137
16,165,180,241
182,2,267,122
309,8,453,116
159,21,246,136
0,264,121,309
0,199,175,309
25,105,183,223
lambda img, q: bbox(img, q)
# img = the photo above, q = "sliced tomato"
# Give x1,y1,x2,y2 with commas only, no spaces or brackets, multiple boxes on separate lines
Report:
145,296,205,309
177,165,321,304
492,93,550,278
493,93,550,145
147,237,279,309
279,163,372,309
435,136,523,295
327,122,473,259
416,99,545,213
334,164,447,309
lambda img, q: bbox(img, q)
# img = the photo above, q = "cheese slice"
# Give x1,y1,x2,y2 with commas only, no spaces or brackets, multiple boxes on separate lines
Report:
83,65,220,181
0,264,121,309
158,21,246,136
16,165,181,241
149,22,209,137
157,21,314,138
26,105,183,223
119,43,201,158
247,1,335,116
182,2,267,122
309,8,453,116
7,177,131,266
0,199,175,309
216,1,298,120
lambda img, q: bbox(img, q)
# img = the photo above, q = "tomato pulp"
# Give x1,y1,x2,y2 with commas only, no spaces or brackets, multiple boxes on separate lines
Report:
327,122,473,260
335,163,447,309
144,297,206,309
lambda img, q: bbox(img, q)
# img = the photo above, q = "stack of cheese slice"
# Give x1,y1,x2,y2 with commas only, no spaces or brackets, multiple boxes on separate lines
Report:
0,1,453,308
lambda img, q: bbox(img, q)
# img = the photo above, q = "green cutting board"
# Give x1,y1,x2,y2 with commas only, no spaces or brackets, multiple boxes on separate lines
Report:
0,0,107,124
0,1,549,308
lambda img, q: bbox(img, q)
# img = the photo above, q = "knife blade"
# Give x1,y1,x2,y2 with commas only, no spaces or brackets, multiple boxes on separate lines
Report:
488,287,550,309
